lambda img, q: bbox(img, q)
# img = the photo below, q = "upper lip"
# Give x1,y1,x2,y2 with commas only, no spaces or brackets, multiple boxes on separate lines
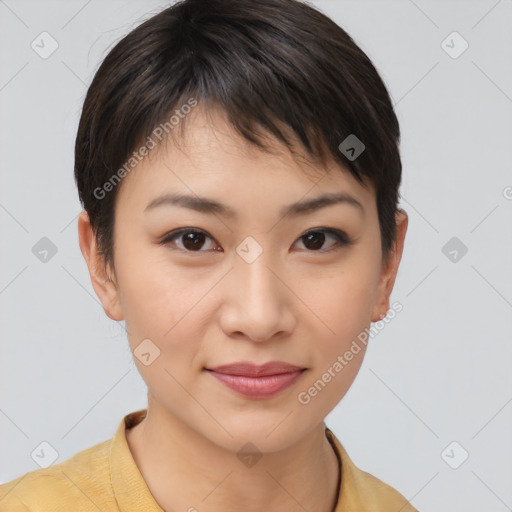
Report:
206,361,305,377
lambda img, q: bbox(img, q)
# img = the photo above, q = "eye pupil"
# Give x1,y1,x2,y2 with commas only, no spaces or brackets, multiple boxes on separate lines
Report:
303,231,325,250
183,232,205,251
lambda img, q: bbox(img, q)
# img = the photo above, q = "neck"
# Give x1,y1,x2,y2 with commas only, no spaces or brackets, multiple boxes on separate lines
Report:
126,401,340,512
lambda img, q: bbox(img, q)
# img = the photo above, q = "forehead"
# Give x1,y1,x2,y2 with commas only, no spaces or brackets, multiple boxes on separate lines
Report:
115,106,375,217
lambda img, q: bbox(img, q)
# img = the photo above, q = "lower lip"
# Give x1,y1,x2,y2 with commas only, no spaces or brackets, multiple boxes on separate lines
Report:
207,370,305,398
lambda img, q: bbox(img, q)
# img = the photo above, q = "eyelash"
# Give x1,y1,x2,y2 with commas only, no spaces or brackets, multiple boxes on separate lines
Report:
160,227,354,254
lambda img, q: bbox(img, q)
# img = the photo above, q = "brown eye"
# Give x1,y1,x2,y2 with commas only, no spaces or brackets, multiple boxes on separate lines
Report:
161,227,353,254
294,229,352,252
162,229,219,252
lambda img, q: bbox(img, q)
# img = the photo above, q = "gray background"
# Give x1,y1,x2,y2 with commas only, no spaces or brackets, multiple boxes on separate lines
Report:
1,1,511,510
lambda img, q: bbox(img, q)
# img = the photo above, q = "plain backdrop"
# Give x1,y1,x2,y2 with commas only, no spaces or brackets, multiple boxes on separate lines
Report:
1,1,511,510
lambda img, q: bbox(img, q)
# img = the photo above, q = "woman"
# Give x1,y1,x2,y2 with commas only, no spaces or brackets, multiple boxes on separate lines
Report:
0,0,416,510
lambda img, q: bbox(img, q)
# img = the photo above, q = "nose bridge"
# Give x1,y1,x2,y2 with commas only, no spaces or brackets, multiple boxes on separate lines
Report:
221,241,292,341
234,245,282,310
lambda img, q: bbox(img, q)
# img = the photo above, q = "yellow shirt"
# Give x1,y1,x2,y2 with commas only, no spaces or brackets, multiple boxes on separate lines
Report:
0,409,418,511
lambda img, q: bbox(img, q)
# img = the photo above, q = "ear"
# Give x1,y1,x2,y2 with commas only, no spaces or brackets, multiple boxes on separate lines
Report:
371,209,408,322
77,210,124,321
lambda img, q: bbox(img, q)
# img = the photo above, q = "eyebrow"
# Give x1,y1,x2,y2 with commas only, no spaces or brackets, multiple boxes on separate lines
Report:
144,192,364,218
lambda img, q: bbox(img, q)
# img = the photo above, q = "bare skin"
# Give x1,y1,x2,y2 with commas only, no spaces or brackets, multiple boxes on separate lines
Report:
78,106,408,512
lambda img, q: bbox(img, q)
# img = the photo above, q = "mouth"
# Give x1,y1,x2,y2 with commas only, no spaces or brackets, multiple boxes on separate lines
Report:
204,361,307,399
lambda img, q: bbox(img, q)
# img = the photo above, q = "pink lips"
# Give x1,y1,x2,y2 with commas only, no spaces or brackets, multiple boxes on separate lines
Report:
205,361,306,398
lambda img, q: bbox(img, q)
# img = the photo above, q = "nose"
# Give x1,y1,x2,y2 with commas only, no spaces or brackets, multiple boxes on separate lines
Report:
219,253,296,343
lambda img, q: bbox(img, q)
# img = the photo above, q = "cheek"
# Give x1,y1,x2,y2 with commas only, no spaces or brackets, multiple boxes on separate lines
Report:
117,261,208,394
295,266,377,412
114,245,203,351
294,256,380,408
301,257,380,340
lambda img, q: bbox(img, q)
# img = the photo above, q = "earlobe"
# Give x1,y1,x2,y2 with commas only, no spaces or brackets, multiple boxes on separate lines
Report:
371,209,408,323
77,210,124,321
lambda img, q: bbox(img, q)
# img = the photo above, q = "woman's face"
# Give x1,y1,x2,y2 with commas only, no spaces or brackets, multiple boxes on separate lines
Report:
80,106,407,452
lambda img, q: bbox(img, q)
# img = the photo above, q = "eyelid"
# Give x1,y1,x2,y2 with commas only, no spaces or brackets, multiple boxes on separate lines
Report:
295,228,354,253
160,228,220,252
